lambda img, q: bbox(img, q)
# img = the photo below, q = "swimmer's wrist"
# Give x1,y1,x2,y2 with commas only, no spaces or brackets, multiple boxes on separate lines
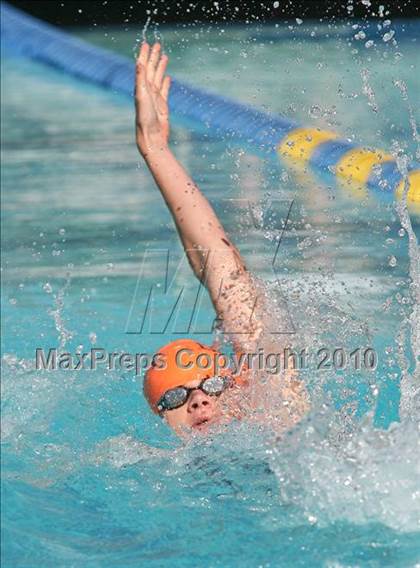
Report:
137,135,169,158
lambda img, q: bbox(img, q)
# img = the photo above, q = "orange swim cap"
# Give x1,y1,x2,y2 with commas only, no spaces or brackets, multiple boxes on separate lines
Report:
144,339,235,413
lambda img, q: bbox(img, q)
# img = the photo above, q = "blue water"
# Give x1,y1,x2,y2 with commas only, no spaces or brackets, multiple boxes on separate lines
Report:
2,19,420,567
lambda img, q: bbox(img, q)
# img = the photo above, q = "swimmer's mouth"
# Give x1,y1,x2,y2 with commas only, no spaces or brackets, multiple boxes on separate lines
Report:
192,417,212,429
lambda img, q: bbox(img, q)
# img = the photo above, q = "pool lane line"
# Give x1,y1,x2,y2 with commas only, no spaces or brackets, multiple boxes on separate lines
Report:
1,1,419,212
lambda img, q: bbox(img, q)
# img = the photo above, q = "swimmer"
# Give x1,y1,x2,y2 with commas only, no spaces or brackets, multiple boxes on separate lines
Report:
135,42,309,437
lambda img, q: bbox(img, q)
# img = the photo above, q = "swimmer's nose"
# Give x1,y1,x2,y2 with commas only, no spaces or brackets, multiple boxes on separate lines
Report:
187,389,213,412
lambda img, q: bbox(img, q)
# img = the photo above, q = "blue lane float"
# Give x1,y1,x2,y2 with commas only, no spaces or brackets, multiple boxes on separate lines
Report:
1,1,419,210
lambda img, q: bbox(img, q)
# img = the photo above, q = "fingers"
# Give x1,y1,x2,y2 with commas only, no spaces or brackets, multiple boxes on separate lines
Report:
136,41,169,97
161,75,171,102
135,43,149,97
147,42,161,83
154,54,168,90
137,41,150,67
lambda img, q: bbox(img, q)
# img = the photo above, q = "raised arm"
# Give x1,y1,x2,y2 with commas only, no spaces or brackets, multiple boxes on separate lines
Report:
135,42,263,353
135,42,309,425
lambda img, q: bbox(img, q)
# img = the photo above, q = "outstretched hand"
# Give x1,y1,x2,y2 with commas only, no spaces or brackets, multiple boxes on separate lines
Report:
135,42,171,156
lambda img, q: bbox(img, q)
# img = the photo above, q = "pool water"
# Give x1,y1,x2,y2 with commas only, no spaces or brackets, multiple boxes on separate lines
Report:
2,19,420,567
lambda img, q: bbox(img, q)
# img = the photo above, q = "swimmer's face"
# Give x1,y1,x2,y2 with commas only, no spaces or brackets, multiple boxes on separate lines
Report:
162,378,226,436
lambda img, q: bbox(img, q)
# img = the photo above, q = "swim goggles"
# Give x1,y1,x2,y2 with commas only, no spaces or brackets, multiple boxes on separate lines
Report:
157,375,233,412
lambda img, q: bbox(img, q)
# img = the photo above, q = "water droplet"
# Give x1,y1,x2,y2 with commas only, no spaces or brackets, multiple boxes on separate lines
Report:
43,282,53,294
383,30,395,42
388,256,397,267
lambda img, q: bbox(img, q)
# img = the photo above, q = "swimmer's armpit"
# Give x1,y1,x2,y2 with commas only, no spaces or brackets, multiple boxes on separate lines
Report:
281,372,311,423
